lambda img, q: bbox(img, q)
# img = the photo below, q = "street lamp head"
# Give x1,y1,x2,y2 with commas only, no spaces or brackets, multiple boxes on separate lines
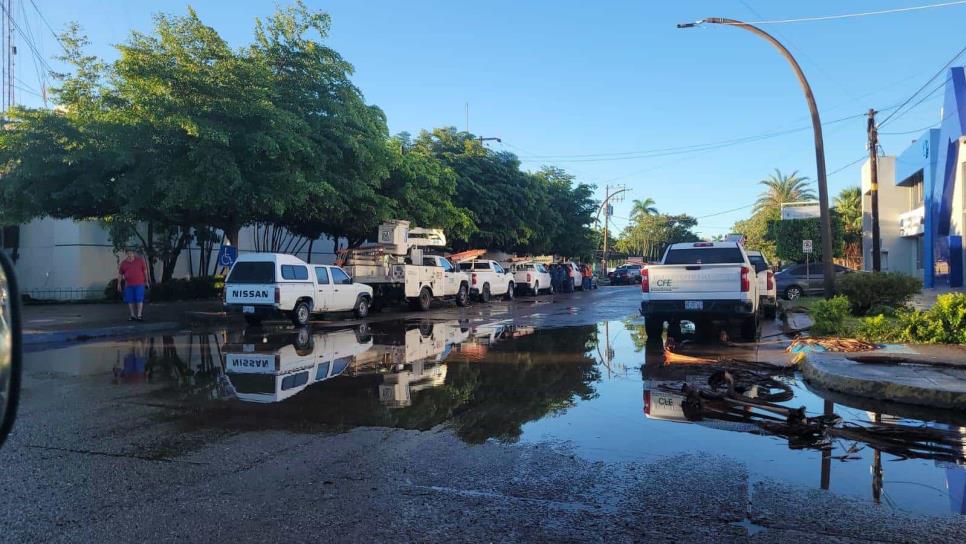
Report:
676,20,705,29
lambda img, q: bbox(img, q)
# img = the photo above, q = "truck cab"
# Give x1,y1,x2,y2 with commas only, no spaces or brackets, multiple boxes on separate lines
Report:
746,251,777,320
457,259,515,302
509,262,553,295
224,253,373,326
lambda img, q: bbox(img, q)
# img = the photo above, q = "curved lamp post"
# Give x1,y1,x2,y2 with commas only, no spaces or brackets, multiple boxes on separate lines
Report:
678,18,835,298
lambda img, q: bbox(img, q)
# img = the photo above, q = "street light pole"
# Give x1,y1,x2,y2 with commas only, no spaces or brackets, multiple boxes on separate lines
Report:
678,18,835,298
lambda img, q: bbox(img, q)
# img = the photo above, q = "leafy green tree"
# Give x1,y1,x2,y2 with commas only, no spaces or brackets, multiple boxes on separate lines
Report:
753,169,816,215
616,213,700,260
834,186,863,267
732,208,780,264
765,214,844,263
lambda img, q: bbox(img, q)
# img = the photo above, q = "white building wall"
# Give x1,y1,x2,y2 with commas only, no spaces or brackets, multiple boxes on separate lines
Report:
861,156,916,275
12,220,343,300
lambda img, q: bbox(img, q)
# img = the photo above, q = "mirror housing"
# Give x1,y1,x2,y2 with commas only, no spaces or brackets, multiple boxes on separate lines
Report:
0,250,22,449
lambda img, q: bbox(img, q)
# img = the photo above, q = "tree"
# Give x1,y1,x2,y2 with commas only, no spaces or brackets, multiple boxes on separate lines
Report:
753,169,816,215
834,186,862,268
616,213,700,260
766,214,844,263
629,198,658,220
732,208,780,265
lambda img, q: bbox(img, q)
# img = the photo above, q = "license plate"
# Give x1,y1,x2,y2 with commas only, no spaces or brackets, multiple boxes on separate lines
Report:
243,344,255,353
684,301,703,310
242,305,255,314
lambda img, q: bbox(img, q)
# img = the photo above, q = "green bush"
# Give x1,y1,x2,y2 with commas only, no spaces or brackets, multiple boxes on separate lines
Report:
854,314,901,343
106,276,224,302
866,304,896,317
836,272,921,315
810,295,851,336
898,293,966,344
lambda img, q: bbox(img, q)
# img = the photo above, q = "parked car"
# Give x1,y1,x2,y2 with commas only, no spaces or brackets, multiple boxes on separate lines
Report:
224,253,374,326
560,262,583,291
640,241,760,342
613,264,643,285
775,263,851,300
457,259,515,302
509,262,553,295
746,251,777,319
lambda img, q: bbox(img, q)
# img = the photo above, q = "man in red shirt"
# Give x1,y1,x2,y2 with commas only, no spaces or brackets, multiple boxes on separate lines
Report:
118,249,149,321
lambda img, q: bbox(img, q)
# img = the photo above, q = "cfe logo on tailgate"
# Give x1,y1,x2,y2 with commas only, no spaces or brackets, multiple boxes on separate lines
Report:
652,278,673,292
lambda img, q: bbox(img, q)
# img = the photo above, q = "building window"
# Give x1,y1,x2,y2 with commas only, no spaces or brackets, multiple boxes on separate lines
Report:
916,235,924,270
910,177,924,208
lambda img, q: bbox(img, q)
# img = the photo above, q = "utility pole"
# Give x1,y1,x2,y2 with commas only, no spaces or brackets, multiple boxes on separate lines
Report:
868,109,881,271
679,17,836,298
603,185,610,276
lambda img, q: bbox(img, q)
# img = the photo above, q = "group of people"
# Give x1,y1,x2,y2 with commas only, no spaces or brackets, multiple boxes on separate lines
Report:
548,263,595,293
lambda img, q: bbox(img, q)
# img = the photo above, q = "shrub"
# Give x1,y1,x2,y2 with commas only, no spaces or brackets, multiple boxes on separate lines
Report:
854,314,900,343
866,304,896,317
836,272,921,315
106,276,224,302
903,293,966,343
810,295,851,336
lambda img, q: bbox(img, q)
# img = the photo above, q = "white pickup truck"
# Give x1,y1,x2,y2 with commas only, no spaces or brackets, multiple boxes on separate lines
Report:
224,253,374,326
746,250,777,320
509,262,553,295
639,241,760,342
457,259,515,302
344,252,470,311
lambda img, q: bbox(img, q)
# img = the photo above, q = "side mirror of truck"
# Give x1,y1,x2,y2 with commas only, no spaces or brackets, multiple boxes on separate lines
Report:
0,250,23,449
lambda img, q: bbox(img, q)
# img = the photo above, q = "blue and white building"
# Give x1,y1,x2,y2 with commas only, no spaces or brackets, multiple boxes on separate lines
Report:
863,66,966,288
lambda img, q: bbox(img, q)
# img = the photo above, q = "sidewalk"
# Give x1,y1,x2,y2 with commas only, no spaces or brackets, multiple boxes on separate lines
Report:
23,299,223,345
801,345,966,410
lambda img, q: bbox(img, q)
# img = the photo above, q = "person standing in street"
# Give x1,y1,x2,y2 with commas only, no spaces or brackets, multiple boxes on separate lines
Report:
581,263,593,291
118,249,149,321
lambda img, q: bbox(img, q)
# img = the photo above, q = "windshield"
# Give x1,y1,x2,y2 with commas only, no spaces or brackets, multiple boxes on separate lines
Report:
227,262,275,283
663,248,744,265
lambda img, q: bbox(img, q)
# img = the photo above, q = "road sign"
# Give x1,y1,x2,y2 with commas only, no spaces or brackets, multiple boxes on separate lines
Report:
217,245,238,268
802,239,813,253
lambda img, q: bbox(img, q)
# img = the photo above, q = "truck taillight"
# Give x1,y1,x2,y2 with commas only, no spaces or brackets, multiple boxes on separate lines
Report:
527,273,532,283
766,270,774,290
472,273,477,286
740,267,750,292
641,268,649,292
274,286,281,303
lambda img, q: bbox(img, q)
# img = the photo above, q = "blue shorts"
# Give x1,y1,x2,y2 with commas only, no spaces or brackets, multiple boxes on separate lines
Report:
123,285,145,303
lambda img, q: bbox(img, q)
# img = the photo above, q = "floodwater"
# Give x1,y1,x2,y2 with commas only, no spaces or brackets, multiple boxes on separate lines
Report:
24,318,966,518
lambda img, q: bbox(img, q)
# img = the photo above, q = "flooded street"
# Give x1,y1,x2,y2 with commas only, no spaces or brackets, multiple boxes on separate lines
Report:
4,288,966,542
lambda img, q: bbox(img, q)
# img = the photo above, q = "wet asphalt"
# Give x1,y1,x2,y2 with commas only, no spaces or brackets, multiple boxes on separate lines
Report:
3,286,966,543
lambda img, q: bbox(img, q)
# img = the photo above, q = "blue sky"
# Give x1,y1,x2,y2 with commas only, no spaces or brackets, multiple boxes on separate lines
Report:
12,1,966,236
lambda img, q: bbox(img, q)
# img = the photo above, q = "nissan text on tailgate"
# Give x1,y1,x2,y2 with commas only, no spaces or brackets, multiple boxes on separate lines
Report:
639,242,760,342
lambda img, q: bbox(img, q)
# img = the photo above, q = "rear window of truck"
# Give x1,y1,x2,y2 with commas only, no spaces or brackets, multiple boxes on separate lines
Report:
664,248,744,265
227,262,275,283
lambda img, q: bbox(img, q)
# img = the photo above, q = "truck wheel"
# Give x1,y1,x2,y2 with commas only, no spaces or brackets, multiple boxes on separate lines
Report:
291,301,311,326
531,281,539,296
764,305,777,320
505,283,515,301
739,316,759,342
480,284,491,303
455,284,469,307
644,318,664,341
353,296,370,319
667,320,682,341
244,315,262,327
548,283,555,295
417,287,432,311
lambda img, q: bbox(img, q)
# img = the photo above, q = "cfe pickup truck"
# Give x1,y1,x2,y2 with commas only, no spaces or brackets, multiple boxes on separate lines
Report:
639,241,760,342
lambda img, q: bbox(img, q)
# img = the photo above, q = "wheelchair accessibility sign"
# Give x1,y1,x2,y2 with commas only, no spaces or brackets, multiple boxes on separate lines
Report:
217,245,238,268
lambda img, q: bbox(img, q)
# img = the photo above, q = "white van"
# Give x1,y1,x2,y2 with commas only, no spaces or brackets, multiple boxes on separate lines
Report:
224,253,373,326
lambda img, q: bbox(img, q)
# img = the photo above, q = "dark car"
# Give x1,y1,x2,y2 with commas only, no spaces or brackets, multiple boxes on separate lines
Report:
613,264,642,285
775,263,851,299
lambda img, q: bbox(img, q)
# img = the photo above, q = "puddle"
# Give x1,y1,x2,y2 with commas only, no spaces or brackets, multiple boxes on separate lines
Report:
23,319,966,517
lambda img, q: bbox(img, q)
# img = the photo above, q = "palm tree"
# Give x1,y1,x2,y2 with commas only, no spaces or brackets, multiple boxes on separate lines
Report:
833,186,862,234
629,198,658,220
753,169,816,215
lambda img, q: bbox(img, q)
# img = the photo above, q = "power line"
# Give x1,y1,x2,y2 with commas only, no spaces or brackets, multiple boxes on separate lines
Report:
722,1,966,25
26,0,68,55
879,45,966,127
827,154,867,177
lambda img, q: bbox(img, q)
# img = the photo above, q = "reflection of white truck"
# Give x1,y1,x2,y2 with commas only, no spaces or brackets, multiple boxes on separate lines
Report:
509,262,553,295
456,259,514,302
640,241,760,342
221,327,373,404
224,253,373,326
341,221,470,311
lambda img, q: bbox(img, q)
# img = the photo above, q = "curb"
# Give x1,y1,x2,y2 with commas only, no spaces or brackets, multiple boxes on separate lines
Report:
801,351,966,410
23,321,184,346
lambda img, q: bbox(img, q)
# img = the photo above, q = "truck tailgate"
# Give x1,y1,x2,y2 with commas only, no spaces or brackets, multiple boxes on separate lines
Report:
646,264,743,295
225,283,275,305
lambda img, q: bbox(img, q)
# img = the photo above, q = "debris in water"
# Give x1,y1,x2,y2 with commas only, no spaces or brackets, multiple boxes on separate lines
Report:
787,337,877,353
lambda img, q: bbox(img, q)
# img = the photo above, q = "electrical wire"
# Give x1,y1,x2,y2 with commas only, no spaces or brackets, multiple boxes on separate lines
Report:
27,0,70,55
879,46,966,127
0,2,55,76
720,1,966,25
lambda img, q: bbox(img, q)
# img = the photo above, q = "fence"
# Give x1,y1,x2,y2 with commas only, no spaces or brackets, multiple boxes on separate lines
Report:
23,288,106,302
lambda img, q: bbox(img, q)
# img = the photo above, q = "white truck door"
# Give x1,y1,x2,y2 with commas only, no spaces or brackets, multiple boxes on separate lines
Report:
439,258,459,295
329,267,357,310
314,266,332,311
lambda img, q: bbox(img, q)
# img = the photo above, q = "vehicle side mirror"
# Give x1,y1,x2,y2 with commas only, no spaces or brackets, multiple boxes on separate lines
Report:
0,250,22,449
